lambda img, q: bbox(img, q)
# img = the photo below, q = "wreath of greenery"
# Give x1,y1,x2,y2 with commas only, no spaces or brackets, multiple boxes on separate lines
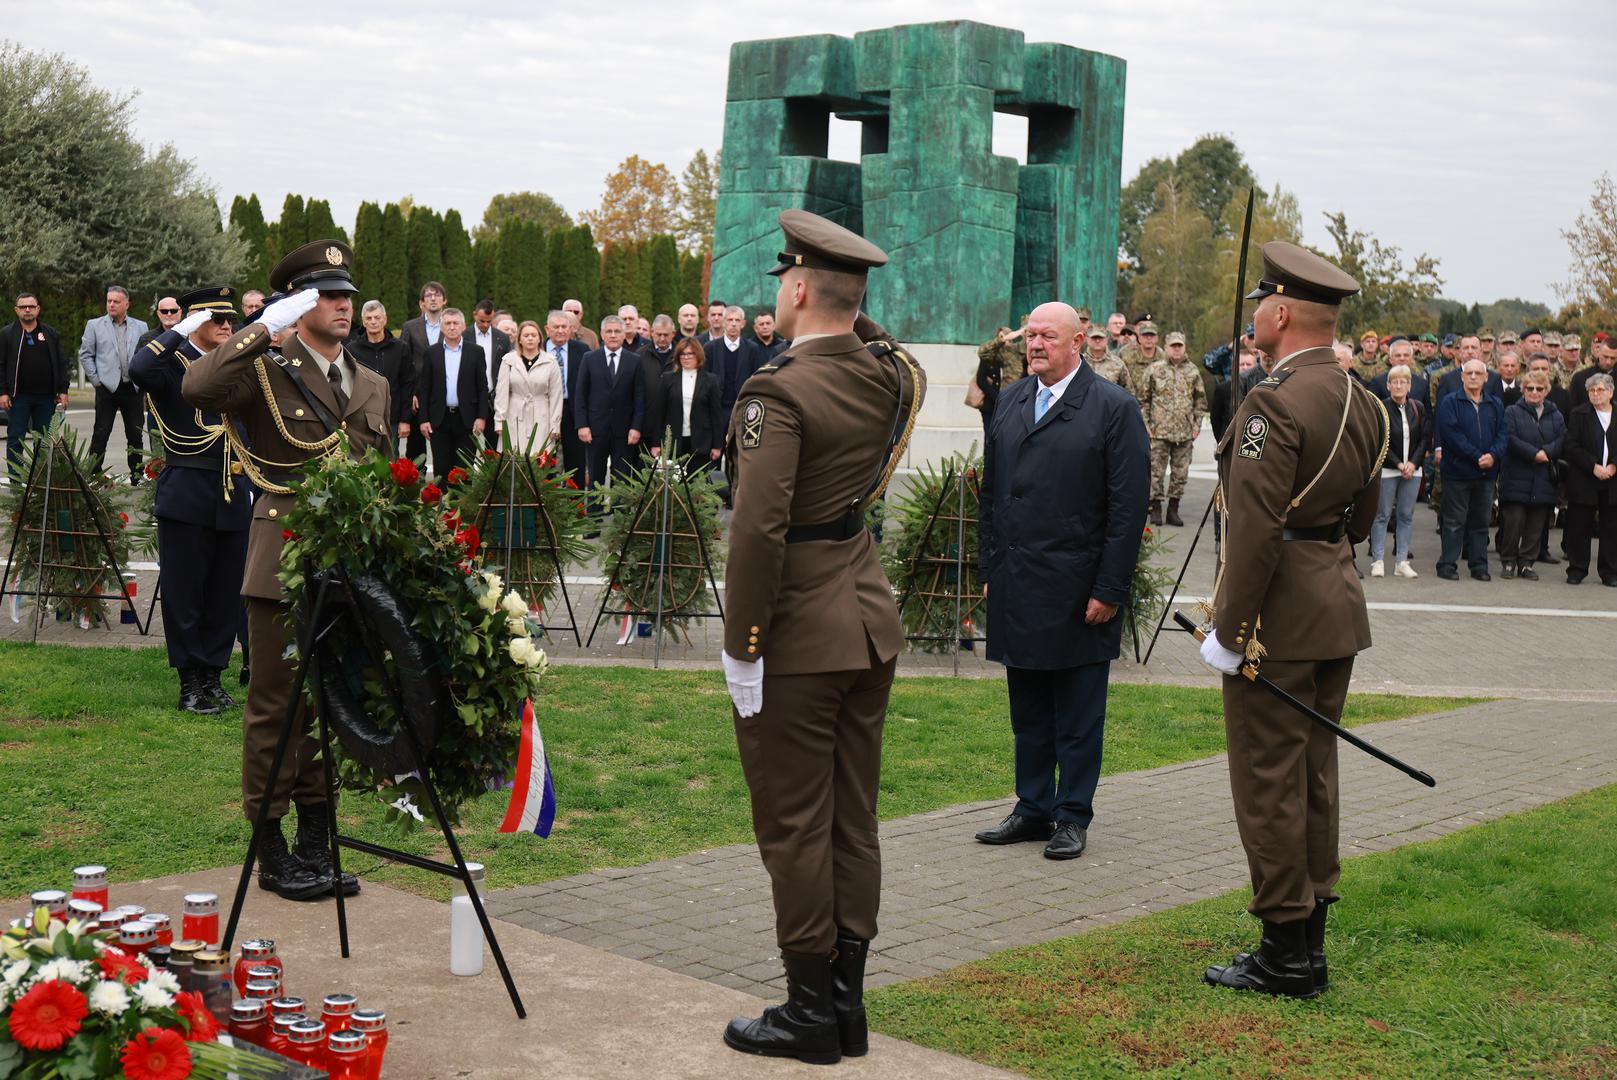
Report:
596,458,726,643
278,445,544,827
1128,523,1175,646
880,450,984,653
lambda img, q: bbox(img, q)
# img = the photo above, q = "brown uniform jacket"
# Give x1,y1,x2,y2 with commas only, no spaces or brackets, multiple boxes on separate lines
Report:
723,331,922,675
1212,346,1387,662
182,325,393,601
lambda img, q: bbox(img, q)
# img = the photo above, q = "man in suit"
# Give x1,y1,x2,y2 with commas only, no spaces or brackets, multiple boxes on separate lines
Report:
418,308,489,478
542,310,588,478
183,240,393,903
562,298,599,350
640,315,678,443
753,310,790,361
706,306,766,420
975,301,1150,861
348,300,411,441
698,299,726,344
575,315,645,494
677,303,702,340
0,293,69,475
80,285,150,480
398,281,447,463
618,305,649,354
720,210,924,1065
470,300,513,430
131,286,251,716
1197,242,1388,1000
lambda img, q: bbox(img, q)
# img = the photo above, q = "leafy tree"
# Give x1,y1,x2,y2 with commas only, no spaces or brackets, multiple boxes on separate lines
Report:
647,234,681,317
228,194,272,295
1130,178,1216,338
518,221,550,322
1556,173,1617,333
677,149,720,253
546,229,569,311
406,206,446,303
304,197,343,245
581,156,679,247
440,208,475,310
493,219,525,315
599,242,631,316
1174,136,1255,236
271,194,306,264
1190,185,1303,351
379,202,409,326
474,191,572,244
554,225,599,319
350,201,384,304
1323,211,1444,340
680,250,707,311
1479,297,1550,332
471,234,496,308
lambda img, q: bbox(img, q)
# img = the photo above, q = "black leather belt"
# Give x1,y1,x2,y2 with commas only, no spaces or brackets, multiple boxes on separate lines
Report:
785,512,866,544
1282,523,1347,542
163,455,226,472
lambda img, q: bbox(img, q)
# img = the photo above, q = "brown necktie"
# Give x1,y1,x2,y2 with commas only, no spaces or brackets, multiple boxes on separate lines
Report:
327,364,347,411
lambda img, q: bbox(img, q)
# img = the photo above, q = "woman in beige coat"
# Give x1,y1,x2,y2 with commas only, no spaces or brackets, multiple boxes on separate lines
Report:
494,320,564,455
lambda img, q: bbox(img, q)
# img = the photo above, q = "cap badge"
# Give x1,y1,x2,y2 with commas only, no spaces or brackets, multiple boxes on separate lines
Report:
324,246,343,266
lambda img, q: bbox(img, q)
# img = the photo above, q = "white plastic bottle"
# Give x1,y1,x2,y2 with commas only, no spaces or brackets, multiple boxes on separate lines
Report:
449,861,486,977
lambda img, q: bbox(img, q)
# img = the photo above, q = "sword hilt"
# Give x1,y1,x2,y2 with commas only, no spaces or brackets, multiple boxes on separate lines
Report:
1172,610,1259,681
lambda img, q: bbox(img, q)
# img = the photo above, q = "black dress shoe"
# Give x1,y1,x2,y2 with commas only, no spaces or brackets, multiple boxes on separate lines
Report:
724,951,841,1065
1043,822,1088,861
1567,572,1586,585
1518,565,1539,581
1204,919,1318,999
1470,569,1491,581
1500,563,1516,579
1604,578,1617,588
974,813,1053,845
1538,552,1561,565
1437,567,1459,580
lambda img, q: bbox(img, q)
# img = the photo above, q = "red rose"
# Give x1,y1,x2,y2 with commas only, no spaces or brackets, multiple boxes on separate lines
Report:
446,466,468,486
7,979,88,1051
482,448,500,458
442,509,461,531
421,483,442,505
174,990,219,1042
390,458,420,486
144,459,162,479
456,525,480,556
120,1026,193,1080
98,949,150,985
119,511,130,526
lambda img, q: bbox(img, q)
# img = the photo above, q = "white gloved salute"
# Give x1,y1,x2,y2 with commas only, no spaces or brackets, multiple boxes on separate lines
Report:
257,288,320,335
721,650,764,718
1199,628,1246,676
173,309,213,337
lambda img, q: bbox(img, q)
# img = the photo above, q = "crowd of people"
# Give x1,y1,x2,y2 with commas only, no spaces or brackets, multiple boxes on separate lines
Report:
972,313,1617,587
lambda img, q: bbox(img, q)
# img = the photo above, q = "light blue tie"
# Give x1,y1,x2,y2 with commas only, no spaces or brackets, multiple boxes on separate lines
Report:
1034,385,1053,423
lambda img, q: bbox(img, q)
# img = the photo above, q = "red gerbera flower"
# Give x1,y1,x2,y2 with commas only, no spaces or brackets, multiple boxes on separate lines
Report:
482,448,500,459
389,458,420,486
173,990,219,1042
98,949,150,985
120,1027,193,1080
446,466,468,486
6,979,88,1051
421,482,442,505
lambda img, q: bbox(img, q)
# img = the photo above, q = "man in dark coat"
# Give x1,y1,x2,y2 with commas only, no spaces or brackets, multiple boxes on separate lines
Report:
348,300,411,450
575,315,646,492
417,308,489,478
541,310,589,480
398,281,448,463
0,292,70,475
975,301,1151,860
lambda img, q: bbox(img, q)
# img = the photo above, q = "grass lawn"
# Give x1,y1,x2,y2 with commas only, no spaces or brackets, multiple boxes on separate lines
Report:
0,642,1476,901
869,784,1617,1079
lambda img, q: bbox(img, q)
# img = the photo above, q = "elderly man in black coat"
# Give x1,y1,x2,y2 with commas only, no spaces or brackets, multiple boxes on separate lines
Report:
975,301,1151,860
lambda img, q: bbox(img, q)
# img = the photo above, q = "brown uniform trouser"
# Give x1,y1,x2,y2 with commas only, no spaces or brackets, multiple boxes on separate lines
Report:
733,644,896,955
242,597,327,822
1221,656,1352,924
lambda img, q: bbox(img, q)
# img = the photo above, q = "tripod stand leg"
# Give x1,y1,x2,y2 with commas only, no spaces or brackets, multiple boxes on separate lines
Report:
317,707,351,958
1142,490,1216,665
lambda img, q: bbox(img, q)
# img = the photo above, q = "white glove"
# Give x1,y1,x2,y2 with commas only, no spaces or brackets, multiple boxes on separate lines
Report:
721,650,764,718
1199,628,1245,676
257,288,320,335
174,309,212,336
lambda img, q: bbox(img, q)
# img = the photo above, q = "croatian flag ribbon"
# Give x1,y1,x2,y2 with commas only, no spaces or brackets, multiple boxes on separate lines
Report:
499,697,556,838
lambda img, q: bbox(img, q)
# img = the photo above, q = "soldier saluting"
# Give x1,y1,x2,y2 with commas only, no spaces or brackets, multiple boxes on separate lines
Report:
184,242,393,902
1198,242,1388,999
720,211,924,1065
131,287,252,715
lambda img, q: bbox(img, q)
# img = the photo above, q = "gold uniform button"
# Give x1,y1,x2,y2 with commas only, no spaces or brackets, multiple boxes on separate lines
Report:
235,342,245,350
295,408,305,418
1234,636,1244,644
230,462,244,475
749,625,760,634
746,645,757,654
748,635,758,644
267,508,278,519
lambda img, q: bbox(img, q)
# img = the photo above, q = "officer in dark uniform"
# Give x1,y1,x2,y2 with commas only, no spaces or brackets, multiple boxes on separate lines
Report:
131,287,251,714
720,211,925,1065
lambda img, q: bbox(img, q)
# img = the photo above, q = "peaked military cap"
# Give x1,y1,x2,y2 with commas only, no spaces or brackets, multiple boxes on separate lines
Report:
1562,334,1581,348
1165,331,1186,345
178,285,239,318
1477,326,1496,340
767,210,887,277
1245,241,1359,305
271,239,358,294
1087,325,1107,339
1543,332,1562,346
1498,330,1520,345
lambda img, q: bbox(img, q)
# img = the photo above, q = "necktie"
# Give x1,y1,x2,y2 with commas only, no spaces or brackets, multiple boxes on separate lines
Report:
608,352,618,382
327,363,347,411
554,344,567,398
1035,385,1053,423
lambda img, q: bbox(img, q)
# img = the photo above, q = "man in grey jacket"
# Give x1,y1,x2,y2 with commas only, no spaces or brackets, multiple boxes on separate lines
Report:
79,285,149,482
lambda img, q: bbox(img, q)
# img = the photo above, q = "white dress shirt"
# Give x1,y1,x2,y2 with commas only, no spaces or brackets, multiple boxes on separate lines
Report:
681,369,697,436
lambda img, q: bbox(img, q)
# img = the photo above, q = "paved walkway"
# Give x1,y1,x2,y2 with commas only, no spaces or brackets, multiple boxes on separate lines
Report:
487,699,1617,998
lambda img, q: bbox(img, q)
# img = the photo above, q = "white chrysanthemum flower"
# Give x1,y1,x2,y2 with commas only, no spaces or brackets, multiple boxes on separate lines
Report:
89,979,131,1015
134,980,174,1010
500,591,528,618
145,968,180,993
508,636,534,665
36,958,88,985
3,958,28,987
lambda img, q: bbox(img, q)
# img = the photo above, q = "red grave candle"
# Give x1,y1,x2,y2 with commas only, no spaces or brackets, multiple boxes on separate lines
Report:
350,1009,389,1080
181,893,219,946
71,865,108,910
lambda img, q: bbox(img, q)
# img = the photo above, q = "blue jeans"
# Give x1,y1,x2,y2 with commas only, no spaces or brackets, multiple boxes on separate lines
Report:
5,393,56,476
1438,474,1494,574
1369,473,1419,561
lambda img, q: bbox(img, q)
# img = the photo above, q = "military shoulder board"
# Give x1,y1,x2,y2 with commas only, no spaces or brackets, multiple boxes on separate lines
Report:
754,356,794,376
1252,368,1294,391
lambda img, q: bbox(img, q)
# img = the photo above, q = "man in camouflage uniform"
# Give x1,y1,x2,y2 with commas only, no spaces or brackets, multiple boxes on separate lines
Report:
1139,330,1208,526
1124,320,1163,388
1476,328,1497,367
970,319,1028,437
1350,329,1386,384
1084,325,1134,395
1555,334,1586,388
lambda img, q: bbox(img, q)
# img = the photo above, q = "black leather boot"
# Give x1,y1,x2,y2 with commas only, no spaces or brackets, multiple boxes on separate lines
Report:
202,669,238,709
1305,899,1332,989
830,936,869,1057
257,819,328,902
724,951,841,1065
1204,919,1317,999
178,668,220,715
1149,499,1163,527
1166,498,1185,526
295,805,360,897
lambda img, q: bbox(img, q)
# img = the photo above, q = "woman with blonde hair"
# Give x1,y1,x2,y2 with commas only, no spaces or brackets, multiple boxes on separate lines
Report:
494,320,564,455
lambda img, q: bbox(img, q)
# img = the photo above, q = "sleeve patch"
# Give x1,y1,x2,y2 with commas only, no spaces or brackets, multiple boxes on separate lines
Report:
1238,414,1270,460
740,397,766,448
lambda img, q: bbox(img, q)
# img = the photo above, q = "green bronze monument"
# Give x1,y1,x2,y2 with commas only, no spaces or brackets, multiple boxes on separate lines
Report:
710,20,1126,463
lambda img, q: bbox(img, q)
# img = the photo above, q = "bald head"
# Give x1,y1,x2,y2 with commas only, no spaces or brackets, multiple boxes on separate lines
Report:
1029,302,1082,338
1025,302,1084,386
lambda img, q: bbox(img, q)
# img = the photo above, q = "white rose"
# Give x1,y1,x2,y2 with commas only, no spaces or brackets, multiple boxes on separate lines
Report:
501,591,529,618
524,644,546,670
134,980,174,1010
4,958,30,986
145,968,180,993
481,570,503,593
505,614,527,636
508,636,534,665
477,586,500,613
89,979,131,1016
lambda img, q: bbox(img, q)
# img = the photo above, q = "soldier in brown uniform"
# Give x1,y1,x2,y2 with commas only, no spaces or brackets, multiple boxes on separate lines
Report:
183,241,394,902
720,211,924,1065
1196,242,1388,1000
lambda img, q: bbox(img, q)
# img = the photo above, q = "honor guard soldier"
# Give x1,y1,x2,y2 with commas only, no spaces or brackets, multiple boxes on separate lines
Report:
183,241,393,903
1197,242,1388,1000
130,287,251,715
720,210,925,1065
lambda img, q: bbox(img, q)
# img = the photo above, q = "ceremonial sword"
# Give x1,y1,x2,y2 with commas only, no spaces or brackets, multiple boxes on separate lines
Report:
1173,611,1437,787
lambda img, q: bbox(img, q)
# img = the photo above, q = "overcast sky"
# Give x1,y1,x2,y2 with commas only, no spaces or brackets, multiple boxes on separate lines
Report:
10,0,1615,305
